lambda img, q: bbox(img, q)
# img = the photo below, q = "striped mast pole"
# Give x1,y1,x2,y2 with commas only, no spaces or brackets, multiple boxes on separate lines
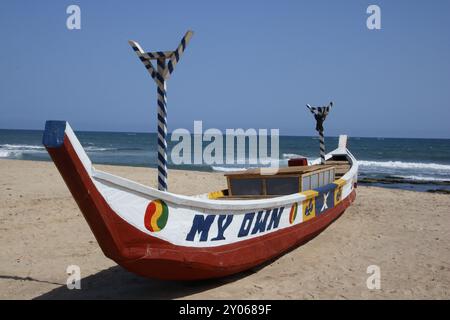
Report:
306,102,333,165
129,31,193,191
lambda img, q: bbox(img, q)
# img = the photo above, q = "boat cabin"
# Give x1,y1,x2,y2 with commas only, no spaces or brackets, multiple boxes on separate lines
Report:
220,165,336,199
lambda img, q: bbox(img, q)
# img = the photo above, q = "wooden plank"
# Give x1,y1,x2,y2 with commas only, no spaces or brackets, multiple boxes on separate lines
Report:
334,165,350,174
227,173,309,180
217,195,278,200
224,164,334,177
226,177,232,196
300,166,336,178
325,160,350,165
262,178,267,196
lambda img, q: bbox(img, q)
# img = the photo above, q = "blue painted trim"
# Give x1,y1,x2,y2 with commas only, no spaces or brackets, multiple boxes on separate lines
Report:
314,182,337,194
314,182,338,216
42,121,67,148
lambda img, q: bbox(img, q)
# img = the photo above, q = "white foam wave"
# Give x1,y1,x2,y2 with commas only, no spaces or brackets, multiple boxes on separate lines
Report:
358,160,450,171
0,151,11,158
0,144,46,158
392,175,450,182
0,144,44,150
84,146,117,152
211,166,248,172
282,153,307,159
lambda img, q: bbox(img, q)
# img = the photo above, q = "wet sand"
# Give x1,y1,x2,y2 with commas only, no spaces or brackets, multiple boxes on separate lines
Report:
0,159,449,299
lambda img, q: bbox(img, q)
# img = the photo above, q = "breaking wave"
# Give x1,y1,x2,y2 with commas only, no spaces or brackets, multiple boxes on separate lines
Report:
0,144,44,151
84,146,117,152
392,175,450,182
0,150,11,158
358,160,450,171
0,144,45,158
282,153,308,159
211,166,248,172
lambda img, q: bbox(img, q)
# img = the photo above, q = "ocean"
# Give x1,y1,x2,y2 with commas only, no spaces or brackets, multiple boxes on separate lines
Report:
1,129,450,192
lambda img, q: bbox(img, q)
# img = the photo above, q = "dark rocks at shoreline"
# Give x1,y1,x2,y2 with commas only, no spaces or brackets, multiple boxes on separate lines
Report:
426,189,450,195
358,176,450,186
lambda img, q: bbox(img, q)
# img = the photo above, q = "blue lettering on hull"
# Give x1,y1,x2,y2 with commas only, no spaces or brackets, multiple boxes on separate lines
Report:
186,207,285,242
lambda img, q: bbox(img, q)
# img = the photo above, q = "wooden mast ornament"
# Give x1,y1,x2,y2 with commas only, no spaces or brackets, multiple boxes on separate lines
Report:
129,31,194,191
306,101,333,164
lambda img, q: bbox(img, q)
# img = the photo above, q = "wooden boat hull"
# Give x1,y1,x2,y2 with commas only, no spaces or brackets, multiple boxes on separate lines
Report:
43,121,358,280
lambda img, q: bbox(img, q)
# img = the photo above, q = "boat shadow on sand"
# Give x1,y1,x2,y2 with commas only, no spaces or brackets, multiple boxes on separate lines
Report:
33,214,342,299
33,265,260,300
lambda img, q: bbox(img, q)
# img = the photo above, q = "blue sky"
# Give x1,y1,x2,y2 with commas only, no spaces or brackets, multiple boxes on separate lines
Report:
1,0,449,138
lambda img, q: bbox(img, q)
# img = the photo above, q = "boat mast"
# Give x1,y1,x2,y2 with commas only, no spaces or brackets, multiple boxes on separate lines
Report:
306,102,333,165
129,31,194,191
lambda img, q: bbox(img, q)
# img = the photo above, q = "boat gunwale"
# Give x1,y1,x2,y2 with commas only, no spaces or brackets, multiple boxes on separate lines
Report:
47,121,357,213
91,147,358,213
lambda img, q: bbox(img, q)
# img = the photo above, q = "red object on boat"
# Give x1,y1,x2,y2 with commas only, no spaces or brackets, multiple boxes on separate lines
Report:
288,157,308,167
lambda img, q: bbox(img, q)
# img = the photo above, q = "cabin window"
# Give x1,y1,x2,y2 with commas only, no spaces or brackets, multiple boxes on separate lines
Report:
324,170,330,185
310,174,318,189
225,165,338,197
266,177,299,195
302,176,311,191
230,178,263,196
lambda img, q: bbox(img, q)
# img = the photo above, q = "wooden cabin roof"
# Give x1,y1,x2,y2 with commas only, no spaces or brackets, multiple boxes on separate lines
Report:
223,164,335,177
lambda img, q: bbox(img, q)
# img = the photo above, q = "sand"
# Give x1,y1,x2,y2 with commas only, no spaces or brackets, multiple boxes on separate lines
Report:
0,158,449,300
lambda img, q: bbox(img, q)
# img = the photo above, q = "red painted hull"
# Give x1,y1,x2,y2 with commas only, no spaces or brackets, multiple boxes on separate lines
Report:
46,134,356,280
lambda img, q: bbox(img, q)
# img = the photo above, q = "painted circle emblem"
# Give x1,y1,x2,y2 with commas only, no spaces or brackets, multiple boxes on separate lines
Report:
289,202,298,224
144,199,169,232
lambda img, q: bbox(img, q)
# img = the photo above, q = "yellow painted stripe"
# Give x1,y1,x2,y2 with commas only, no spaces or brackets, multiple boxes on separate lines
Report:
300,190,319,199
150,201,163,231
208,190,225,199
333,178,346,186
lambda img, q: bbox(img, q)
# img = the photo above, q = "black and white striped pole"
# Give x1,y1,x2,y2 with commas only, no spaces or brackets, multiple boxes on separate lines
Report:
306,102,333,165
129,31,193,191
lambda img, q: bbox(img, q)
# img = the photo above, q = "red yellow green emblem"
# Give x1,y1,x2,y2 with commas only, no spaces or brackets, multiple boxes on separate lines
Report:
144,199,169,232
289,202,298,224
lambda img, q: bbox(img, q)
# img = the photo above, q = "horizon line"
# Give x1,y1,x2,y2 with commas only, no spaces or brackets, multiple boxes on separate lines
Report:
0,127,450,140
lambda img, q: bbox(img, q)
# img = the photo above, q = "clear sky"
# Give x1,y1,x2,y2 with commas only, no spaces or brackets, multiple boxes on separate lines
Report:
1,0,449,138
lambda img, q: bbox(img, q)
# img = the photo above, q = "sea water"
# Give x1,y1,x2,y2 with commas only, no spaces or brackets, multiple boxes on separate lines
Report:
1,129,450,192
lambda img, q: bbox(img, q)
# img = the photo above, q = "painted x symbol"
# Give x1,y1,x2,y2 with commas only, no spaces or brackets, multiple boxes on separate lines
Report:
305,200,313,216
321,192,329,212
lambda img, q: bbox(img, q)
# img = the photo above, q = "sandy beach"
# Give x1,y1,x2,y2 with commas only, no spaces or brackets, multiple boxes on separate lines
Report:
0,158,449,300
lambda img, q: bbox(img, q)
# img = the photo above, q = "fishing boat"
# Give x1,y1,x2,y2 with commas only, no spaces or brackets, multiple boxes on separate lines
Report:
42,31,358,280
43,121,358,280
